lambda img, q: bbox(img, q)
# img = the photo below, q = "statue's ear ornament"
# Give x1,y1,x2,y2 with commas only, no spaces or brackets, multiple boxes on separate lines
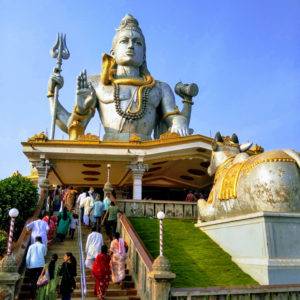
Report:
239,142,253,153
214,132,223,143
231,133,239,144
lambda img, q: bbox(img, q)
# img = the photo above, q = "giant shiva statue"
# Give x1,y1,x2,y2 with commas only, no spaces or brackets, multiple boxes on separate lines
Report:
47,15,198,141
198,132,300,221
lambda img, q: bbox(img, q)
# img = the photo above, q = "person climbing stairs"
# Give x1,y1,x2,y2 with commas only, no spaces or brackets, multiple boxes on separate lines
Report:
17,226,139,300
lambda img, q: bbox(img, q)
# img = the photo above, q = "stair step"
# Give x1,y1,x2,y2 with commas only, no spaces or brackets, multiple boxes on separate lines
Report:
73,288,137,297
105,297,140,300
77,278,134,284
72,297,140,300
72,298,98,300
107,289,137,296
18,283,137,299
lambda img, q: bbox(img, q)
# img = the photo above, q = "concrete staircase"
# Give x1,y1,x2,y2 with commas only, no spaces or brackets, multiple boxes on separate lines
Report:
17,227,140,300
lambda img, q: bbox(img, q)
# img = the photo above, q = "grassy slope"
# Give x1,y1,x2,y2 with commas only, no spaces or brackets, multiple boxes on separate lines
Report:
129,218,257,288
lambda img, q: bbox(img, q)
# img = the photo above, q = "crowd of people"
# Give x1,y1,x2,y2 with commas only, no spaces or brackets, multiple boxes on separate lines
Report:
25,234,77,300
25,186,127,300
185,190,208,202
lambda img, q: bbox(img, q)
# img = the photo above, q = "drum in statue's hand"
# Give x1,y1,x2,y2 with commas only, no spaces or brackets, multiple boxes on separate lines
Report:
175,82,199,100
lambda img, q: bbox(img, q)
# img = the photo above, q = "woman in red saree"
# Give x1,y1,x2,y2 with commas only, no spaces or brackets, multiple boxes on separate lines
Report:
42,212,57,245
92,244,111,300
109,232,128,283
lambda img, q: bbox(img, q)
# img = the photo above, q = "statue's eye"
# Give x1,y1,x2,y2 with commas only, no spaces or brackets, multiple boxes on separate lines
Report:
120,39,128,44
135,40,142,46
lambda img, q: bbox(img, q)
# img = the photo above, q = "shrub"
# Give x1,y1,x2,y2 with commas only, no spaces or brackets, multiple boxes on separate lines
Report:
0,174,39,239
0,230,8,257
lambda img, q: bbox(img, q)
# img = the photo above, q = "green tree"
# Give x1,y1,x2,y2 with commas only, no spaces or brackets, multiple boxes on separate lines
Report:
0,174,39,239
0,230,8,257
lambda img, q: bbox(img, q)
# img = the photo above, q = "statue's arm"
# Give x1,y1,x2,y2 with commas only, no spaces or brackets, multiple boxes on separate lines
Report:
159,82,188,136
47,75,70,133
67,102,97,130
48,71,97,134
67,71,98,130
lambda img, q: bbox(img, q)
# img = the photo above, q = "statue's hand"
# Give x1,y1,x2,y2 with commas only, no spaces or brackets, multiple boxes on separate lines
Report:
170,115,189,136
47,74,64,97
76,69,96,113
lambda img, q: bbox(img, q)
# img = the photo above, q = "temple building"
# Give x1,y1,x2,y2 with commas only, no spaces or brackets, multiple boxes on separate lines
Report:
22,132,213,200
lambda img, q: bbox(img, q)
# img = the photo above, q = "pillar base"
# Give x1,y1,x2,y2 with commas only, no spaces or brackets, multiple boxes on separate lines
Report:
0,255,17,273
0,271,20,300
148,256,176,300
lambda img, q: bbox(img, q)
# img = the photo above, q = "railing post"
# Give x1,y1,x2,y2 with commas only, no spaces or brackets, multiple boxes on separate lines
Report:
0,272,20,300
148,256,175,300
0,209,21,300
148,211,175,300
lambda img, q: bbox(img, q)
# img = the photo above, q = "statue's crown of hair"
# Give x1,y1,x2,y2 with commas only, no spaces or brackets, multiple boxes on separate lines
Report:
117,14,142,34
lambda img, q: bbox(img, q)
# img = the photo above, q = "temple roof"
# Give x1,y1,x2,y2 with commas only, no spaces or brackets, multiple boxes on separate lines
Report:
22,133,212,189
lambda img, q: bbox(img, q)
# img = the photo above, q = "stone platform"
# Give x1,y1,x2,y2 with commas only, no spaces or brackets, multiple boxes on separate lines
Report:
196,211,300,285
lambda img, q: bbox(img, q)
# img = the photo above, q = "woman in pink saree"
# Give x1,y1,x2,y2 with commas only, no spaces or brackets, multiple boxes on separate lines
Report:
109,232,128,283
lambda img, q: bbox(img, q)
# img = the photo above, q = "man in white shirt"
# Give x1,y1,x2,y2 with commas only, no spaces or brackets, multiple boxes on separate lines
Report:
26,215,49,248
88,187,95,199
76,190,87,223
85,226,103,269
26,236,46,299
80,193,94,226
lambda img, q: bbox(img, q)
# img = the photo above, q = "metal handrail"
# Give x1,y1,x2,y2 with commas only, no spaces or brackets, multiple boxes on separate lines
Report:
77,208,87,299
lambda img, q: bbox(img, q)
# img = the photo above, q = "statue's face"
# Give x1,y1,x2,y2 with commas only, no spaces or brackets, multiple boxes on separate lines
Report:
112,29,145,68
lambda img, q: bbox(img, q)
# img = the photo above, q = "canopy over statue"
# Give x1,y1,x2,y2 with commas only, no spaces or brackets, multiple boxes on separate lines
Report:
47,14,198,141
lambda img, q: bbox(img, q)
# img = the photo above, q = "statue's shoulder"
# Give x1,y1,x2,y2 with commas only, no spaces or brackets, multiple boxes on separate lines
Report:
155,80,172,89
154,80,173,94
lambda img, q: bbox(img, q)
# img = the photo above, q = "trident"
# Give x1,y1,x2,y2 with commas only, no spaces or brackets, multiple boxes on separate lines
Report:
49,33,70,140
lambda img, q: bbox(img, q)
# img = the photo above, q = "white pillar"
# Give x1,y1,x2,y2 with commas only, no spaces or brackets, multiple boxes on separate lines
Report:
133,172,143,200
32,157,51,194
128,162,148,200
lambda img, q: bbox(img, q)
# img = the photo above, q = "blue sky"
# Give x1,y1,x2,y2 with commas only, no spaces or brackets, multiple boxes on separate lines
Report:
0,0,299,179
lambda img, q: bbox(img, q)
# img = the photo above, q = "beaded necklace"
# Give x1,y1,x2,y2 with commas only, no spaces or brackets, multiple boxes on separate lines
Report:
114,84,151,120
112,75,155,120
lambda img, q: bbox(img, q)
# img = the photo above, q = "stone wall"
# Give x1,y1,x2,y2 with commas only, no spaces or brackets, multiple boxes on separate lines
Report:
117,199,197,219
170,285,300,299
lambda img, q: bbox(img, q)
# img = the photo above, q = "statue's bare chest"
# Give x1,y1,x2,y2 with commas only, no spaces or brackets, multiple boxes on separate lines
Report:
95,84,161,108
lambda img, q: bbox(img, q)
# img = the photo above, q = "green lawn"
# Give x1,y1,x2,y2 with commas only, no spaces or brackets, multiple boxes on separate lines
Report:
129,218,257,288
